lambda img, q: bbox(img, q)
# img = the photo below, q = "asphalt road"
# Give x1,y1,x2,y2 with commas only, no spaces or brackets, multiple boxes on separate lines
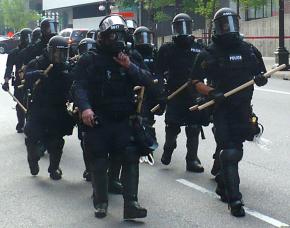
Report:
0,54,290,228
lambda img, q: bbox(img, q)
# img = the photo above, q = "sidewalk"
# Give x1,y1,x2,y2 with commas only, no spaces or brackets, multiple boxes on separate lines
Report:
263,57,290,80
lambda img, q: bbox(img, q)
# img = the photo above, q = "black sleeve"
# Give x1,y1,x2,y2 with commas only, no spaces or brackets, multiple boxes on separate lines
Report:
192,50,211,82
156,43,171,80
4,49,18,79
71,54,93,112
126,60,154,87
252,45,267,74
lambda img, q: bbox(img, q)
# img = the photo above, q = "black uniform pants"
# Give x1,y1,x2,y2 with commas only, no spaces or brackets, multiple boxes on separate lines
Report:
14,87,25,129
24,117,64,172
213,101,251,202
163,123,201,161
83,118,140,204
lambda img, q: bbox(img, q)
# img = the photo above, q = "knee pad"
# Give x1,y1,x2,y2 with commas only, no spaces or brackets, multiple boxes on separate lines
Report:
220,148,243,164
47,138,65,151
123,145,140,164
185,125,200,137
165,124,181,136
91,158,108,172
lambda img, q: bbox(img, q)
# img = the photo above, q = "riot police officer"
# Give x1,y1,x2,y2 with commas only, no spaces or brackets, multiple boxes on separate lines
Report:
133,26,165,158
73,15,153,219
24,36,74,180
86,29,100,42
156,13,205,172
23,18,58,65
193,8,268,217
31,27,41,44
73,38,97,181
2,28,32,133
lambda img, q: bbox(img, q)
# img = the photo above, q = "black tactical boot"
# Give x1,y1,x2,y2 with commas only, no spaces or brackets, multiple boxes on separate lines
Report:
49,168,62,180
211,157,221,176
28,160,39,176
122,163,147,220
229,200,245,217
94,201,108,218
83,170,91,182
16,123,24,133
16,104,25,133
108,160,123,194
211,146,222,176
124,201,147,220
161,149,173,165
161,124,180,165
91,159,108,219
215,174,228,203
47,139,64,181
25,138,40,176
186,159,204,173
185,125,204,173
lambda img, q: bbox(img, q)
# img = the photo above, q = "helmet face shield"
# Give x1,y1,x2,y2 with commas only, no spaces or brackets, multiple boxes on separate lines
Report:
172,20,192,36
21,33,32,45
48,47,68,64
134,31,153,46
43,22,58,35
214,15,239,36
78,42,96,55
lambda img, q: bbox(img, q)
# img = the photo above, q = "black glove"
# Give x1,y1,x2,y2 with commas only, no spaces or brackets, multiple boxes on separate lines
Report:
2,82,9,91
254,73,268,87
208,89,225,105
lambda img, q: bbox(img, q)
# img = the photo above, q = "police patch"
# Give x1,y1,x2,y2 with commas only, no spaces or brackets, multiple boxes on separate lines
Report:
229,55,243,62
191,48,201,53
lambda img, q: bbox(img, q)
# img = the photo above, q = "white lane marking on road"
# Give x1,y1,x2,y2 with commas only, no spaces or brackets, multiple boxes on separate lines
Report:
256,88,290,95
176,179,289,228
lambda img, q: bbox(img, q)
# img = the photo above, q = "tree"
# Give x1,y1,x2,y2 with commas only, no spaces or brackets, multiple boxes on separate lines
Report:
1,0,40,32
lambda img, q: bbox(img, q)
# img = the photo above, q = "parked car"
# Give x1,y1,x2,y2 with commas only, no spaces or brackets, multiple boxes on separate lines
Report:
0,32,20,54
59,28,88,55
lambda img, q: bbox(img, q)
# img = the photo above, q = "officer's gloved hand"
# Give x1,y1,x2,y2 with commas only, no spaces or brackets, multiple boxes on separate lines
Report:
208,89,225,105
2,82,9,91
254,73,268,87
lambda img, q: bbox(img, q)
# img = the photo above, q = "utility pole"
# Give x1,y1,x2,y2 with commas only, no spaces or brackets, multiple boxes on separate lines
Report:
175,0,182,14
274,0,290,70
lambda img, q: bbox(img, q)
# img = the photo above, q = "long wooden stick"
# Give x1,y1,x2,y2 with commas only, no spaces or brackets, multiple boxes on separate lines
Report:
151,81,190,113
1,84,27,113
137,87,145,114
189,64,286,112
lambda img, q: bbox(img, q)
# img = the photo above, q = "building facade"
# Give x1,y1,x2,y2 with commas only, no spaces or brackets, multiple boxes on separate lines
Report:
42,0,137,30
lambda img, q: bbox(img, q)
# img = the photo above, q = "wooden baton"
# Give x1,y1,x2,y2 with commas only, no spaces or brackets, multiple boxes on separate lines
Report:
189,64,287,112
150,81,190,113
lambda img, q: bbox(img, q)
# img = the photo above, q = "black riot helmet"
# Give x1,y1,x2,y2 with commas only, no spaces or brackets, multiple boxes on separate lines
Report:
172,13,193,37
126,19,137,35
47,36,68,64
19,28,32,47
40,18,58,42
133,26,154,55
86,29,100,41
126,19,137,46
78,38,96,55
99,15,128,55
31,28,41,43
213,8,240,37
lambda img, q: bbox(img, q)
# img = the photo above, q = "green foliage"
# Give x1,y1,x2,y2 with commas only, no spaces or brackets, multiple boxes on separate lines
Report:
117,0,174,23
234,0,268,8
1,0,41,32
